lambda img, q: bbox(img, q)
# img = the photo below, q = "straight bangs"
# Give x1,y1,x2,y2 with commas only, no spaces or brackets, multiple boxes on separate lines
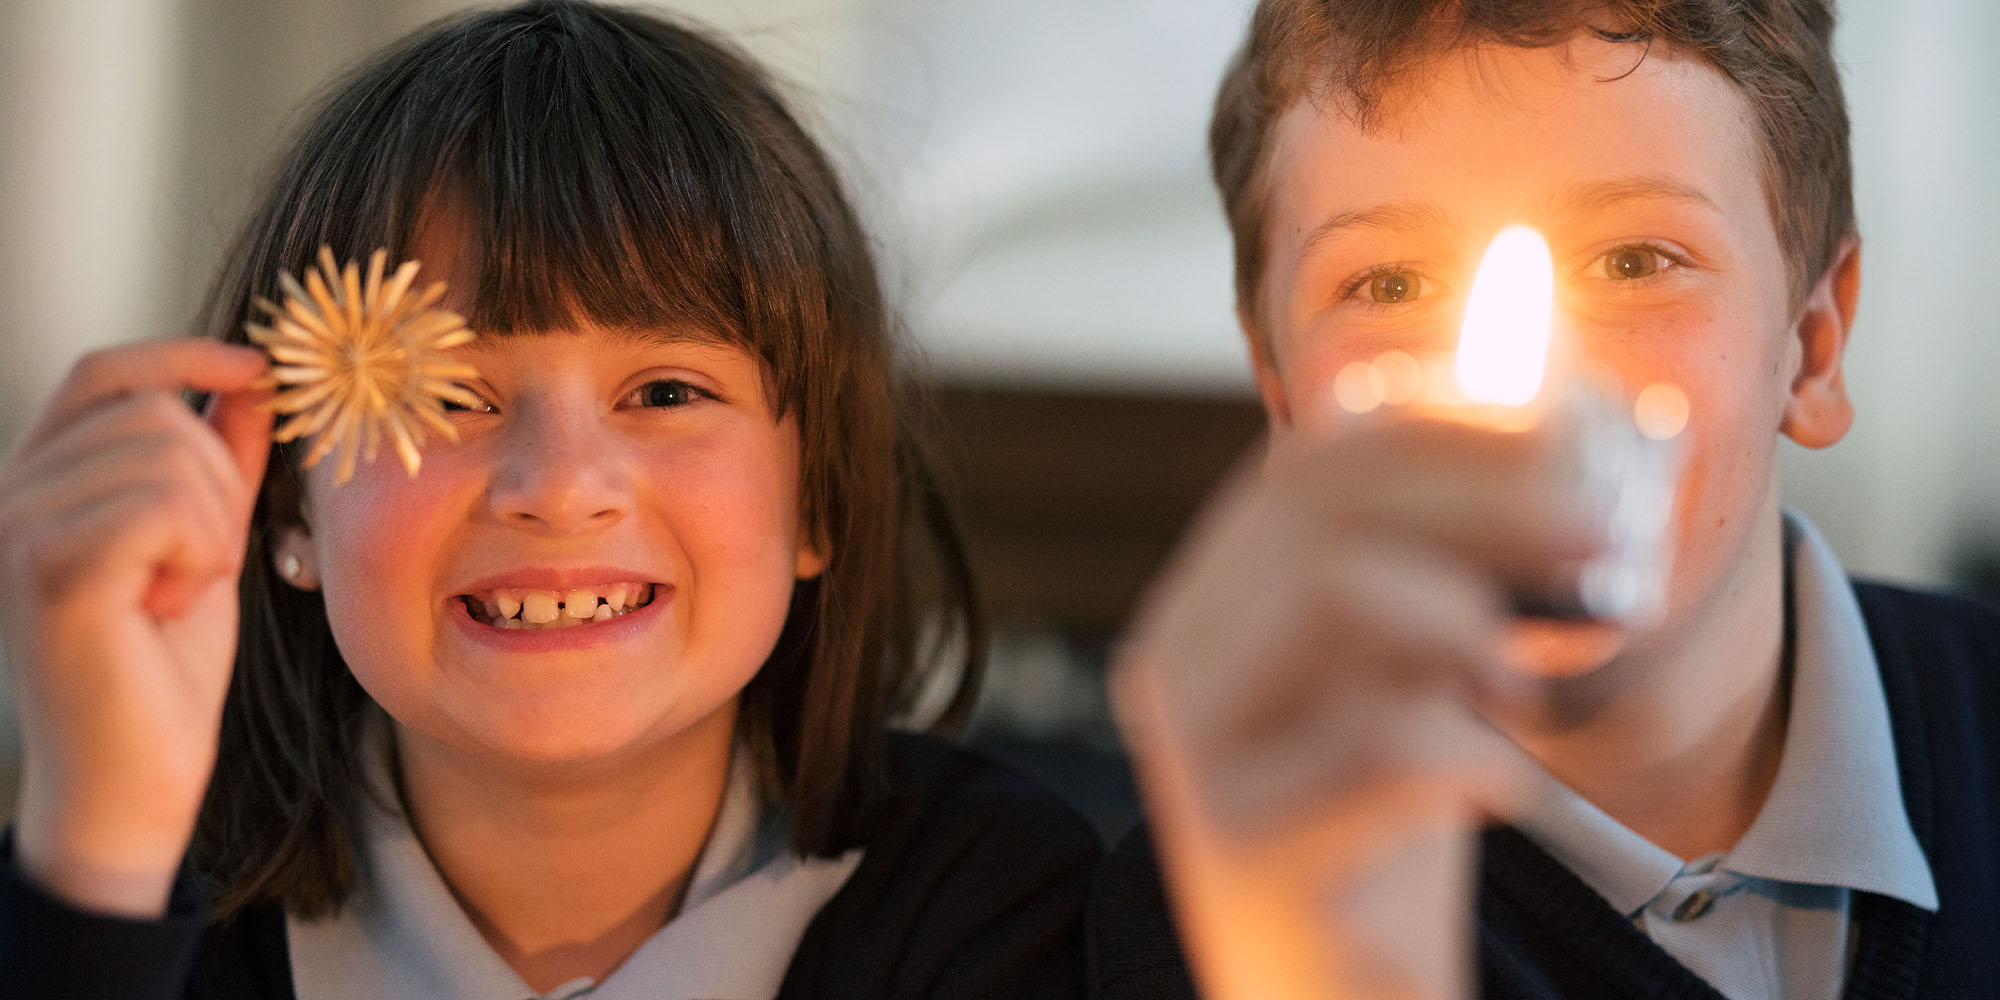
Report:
210,1,836,414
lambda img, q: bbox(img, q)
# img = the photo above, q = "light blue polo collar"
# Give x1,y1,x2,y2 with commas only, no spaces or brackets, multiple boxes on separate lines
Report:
1514,510,1936,916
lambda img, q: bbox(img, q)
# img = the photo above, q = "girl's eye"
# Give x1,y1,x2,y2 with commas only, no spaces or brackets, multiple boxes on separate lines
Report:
441,385,493,413
624,379,706,409
1601,245,1670,280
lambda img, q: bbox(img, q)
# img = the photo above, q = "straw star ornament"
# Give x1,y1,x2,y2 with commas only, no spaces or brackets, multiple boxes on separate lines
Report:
247,247,480,484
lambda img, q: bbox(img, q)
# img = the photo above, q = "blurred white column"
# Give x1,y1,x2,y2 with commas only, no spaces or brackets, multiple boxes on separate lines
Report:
0,0,185,438
0,0,186,774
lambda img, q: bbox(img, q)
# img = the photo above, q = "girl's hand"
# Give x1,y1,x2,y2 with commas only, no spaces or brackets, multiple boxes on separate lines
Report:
1113,414,1607,1000
0,339,272,918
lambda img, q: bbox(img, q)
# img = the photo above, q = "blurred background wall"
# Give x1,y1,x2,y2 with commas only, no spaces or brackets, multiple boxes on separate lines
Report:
2,0,1996,834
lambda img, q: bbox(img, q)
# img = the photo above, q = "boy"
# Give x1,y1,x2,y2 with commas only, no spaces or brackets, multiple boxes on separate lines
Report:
1090,1,2000,997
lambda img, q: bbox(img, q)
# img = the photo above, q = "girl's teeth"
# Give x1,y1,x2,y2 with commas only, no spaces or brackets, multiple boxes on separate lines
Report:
466,584,656,628
522,592,559,624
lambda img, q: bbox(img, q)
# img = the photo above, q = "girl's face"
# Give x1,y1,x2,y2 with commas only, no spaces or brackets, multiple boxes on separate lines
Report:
296,317,823,767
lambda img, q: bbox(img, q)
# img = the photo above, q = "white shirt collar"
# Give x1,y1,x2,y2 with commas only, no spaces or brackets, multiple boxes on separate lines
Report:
286,733,861,1000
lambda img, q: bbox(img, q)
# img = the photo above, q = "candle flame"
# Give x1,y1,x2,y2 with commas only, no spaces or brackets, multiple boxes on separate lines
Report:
1456,225,1554,407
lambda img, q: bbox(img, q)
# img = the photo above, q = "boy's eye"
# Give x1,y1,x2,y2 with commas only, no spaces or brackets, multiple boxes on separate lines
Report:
1368,271,1421,303
1339,266,1429,306
624,379,704,408
1603,246,1666,280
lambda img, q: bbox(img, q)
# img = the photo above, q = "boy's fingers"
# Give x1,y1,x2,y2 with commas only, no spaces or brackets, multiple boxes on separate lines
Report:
1274,420,1611,588
1218,698,1533,848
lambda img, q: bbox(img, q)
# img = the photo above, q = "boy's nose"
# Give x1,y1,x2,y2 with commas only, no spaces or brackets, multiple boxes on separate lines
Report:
485,404,634,534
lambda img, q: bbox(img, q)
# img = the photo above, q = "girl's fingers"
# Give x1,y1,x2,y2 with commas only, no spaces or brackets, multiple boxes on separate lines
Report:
203,386,276,510
16,391,248,547
2,400,250,618
10,451,237,617
20,339,268,453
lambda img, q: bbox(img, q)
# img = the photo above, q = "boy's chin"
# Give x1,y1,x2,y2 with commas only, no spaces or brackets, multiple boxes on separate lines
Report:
1502,618,1628,679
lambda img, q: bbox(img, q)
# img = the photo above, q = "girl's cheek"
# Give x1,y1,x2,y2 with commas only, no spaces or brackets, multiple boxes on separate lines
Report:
306,463,463,611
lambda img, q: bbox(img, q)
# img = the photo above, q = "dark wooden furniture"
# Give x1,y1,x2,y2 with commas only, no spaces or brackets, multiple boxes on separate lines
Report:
935,383,1267,637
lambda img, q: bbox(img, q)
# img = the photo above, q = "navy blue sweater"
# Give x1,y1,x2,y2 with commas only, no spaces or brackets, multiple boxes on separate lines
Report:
1088,582,2000,999
1,732,1102,1000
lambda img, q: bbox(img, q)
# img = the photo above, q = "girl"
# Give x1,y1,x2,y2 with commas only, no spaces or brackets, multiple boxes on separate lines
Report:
0,3,1099,997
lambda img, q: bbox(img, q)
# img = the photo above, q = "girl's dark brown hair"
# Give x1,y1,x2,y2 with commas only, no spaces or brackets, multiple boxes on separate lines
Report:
1213,0,1852,338
192,0,981,918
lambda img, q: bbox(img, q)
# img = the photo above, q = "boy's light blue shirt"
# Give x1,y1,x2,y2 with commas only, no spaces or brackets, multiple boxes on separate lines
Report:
1512,511,1936,1000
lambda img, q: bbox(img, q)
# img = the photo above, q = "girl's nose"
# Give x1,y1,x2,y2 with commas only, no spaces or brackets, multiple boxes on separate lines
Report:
484,401,634,534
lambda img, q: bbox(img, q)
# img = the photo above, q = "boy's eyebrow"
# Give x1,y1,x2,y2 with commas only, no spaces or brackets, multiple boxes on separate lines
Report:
1298,200,1456,265
1295,176,1724,266
1549,175,1726,217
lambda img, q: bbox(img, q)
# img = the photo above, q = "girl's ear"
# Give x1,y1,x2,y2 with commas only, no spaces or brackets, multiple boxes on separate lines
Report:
794,513,828,581
1780,235,1861,450
273,524,322,591
262,460,321,589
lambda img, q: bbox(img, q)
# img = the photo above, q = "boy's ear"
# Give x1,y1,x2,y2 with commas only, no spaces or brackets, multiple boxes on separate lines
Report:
1241,301,1294,432
1779,235,1861,450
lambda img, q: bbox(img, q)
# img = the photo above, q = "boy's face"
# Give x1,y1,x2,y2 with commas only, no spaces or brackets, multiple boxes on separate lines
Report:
1249,35,1855,674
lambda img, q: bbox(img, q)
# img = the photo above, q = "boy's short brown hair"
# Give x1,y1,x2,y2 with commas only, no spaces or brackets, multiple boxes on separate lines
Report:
1213,0,1852,333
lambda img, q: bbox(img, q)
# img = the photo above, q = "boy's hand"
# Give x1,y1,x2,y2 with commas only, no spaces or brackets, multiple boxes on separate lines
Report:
1113,413,1607,1000
0,339,272,918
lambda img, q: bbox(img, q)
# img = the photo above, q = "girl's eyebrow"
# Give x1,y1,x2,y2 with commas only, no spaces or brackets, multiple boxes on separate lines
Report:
607,326,737,351
460,326,737,352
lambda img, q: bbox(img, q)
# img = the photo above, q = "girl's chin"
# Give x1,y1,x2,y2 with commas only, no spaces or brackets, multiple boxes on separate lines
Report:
392,700,695,774
1501,619,1628,679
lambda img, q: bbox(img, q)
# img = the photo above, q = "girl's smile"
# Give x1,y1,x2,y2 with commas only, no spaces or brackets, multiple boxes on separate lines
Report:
455,576,662,631
448,570,669,653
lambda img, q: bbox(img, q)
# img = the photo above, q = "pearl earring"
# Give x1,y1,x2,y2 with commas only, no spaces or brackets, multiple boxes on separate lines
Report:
281,553,303,583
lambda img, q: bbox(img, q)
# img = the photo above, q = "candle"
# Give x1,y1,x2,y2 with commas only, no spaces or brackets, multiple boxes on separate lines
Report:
1330,225,1684,621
